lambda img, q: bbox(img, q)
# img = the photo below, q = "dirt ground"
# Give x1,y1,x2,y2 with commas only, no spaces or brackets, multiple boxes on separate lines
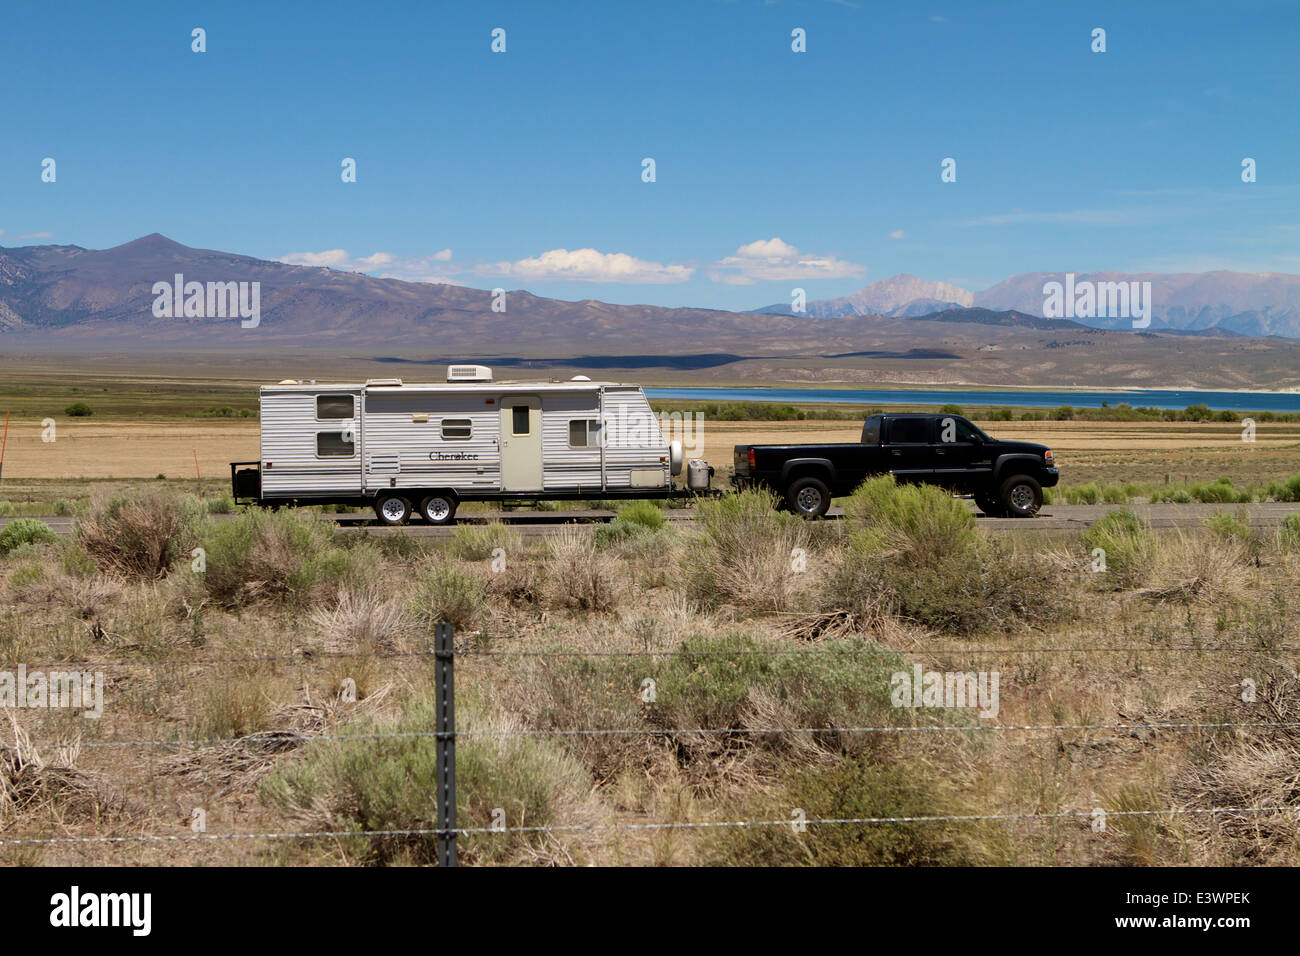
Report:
0,417,1297,488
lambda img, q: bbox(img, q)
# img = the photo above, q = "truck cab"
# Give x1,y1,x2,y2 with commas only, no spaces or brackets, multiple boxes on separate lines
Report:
732,413,1059,519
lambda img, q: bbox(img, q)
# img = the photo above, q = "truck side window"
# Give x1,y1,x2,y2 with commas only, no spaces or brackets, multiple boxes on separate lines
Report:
861,417,882,444
316,394,354,420
316,431,355,457
888,419,930,444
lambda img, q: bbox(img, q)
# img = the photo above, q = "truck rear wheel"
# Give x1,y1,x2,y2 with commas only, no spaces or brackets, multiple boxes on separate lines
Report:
999,475,1042,518
975,492,1004,517
786,477,831,519
418,493,458,526
374,494,412,526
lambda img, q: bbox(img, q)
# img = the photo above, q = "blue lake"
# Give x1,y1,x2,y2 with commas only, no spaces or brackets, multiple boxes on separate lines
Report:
645,386,1300,413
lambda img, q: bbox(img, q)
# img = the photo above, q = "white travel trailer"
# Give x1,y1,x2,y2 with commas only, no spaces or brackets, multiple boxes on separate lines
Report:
230,366,683,524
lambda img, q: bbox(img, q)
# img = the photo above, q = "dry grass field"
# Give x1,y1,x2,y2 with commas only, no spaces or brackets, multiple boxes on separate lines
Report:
2,364,1299,867
1,483,1299,866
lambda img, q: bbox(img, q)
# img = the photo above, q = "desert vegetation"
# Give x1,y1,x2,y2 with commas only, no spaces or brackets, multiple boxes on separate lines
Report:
1,480,1298,866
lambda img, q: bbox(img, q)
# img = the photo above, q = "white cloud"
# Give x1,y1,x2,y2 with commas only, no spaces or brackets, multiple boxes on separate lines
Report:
708,237,865,285
19,231,54,239
889,229,905,239
480,248,693,284
278,248,462,284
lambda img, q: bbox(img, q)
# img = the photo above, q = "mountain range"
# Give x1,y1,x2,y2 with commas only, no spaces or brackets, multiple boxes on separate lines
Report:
3,235,1300,391
752,271,1300,337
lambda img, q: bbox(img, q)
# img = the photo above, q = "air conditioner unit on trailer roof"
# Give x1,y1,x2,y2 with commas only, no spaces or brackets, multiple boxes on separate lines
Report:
446,364,493,383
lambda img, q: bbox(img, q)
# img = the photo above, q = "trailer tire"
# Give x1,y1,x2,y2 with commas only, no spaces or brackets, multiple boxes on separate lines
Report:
418,493,458,526
786,476,831,519
374,494,412,526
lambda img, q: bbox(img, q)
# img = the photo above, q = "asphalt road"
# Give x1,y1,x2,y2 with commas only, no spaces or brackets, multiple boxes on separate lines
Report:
4,502,1298,540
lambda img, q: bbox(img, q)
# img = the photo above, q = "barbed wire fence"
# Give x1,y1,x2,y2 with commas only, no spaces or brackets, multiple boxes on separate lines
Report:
2,622,1297,864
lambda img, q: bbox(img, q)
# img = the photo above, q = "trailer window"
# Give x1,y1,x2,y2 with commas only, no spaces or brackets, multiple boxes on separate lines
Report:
316,394,354,420
441,419,472,440
511,405,530,435
568,419,602,447
316,431,355,457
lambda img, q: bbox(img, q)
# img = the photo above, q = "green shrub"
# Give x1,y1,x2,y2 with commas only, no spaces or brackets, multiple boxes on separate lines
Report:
1063,483,1101,505
450,521,520,561
842,475,977,563
687,489,808,611
1263,474,1300,503
409,564,484,631
75,488,204,578
1206,510,1251,545
830,476,1063,632
708,756,976,866
616,499,666,531
938,403,964,416
1101,485,1130,505
1190,478,1250,504
201,507,341,603
1279,514,1300,550
591,517,647,549
262,695,592,865
1081,509,1156,587
64,402,93,417
0,518,58,555
204,495,236,514
649,633,903,744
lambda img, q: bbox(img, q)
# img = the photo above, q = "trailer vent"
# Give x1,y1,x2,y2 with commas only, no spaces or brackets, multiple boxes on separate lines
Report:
447,364,493,383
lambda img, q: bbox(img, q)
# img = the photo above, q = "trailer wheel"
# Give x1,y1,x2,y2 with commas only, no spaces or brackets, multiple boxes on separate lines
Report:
785,476,831,519
418,494,458,526
374,494,412,526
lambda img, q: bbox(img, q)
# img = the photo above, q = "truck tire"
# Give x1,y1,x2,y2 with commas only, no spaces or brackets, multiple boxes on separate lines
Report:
974,492,1004,517
999,475,1042,518
374,494,412,526
786,476,831,519
418,493,458,526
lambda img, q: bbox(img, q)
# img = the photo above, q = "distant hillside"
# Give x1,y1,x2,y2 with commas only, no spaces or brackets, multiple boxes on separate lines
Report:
3,235,1300,392
752,270,1300,337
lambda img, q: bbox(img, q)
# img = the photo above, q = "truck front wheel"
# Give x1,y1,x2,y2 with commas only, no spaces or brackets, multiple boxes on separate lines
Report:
786,477,831,519
999,475,1042,518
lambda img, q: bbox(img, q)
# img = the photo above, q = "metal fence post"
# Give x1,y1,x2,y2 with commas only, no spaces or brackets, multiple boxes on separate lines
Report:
434,621,457,867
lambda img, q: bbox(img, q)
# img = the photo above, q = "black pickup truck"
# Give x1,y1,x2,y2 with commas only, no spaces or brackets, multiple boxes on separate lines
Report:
731,412,1058,519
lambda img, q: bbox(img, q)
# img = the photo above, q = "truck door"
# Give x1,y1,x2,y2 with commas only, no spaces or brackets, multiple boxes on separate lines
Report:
931,416,993,491
882,417,935,482
499,396,543,491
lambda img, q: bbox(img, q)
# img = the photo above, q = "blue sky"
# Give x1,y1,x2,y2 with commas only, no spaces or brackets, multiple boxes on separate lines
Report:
2,0,1297,310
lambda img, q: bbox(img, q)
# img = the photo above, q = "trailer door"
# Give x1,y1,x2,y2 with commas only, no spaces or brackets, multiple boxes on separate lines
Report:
499,396,542,491
310,390,364,494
